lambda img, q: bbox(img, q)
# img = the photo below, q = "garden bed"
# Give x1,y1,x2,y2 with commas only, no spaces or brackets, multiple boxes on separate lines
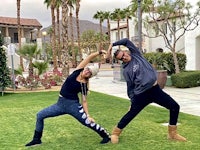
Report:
5,85,61,93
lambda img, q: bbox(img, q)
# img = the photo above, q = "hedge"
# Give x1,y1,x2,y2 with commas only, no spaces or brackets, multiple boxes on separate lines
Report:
171,71,200,88
143,52,186,75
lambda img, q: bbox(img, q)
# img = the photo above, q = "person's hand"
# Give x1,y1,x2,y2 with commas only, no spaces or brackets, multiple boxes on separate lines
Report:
99,50,107,55
105,58,110,63
99,50,107,59
88,116,95,123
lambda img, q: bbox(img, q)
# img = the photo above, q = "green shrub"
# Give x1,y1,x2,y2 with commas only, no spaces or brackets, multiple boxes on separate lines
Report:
171,71,200,88
144,52,186,75
165,53,186,74
0,33,12,95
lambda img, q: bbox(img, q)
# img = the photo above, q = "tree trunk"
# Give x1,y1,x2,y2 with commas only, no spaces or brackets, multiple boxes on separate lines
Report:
172,48,180,74
51,6,58,71
126,17,129,39
117,20,120,40
99,21,103,50
56,7,61,61
17,0,24,71
61,0,70,77
70,7,76,67
107,19,111,43
76,0,82,62
29,59,33,77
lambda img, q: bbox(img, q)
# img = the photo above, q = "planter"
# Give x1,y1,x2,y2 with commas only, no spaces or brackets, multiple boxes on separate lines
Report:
113,64,125,81
166,76,172,86
157,70,167,89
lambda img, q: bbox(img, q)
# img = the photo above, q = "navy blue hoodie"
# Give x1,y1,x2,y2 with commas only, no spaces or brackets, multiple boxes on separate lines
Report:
112,38,157,99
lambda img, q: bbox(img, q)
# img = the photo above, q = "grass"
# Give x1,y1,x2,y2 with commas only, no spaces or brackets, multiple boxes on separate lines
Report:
0,91,200,150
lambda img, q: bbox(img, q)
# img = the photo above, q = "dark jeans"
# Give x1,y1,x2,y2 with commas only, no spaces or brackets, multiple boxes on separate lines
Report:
35,96,109,138
117,84,180,129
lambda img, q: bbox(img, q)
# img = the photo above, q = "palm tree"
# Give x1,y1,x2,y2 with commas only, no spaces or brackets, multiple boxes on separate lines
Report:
93,11,105,49
18,44,40,76
130,0,152,14
130,0,153,51
102,11,113,63
61,0,70,77
68,0,76,67
55,0,62,61
75,0,82,61
33,61,48,76
110,8,125,41
44,0,57,71
122,7,132,40
17,0,24,71
103,11,111,44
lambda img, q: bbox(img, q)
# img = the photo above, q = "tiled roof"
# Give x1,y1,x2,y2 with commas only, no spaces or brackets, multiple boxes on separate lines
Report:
0,16,42,28
148,12,185,23
110,24,128,31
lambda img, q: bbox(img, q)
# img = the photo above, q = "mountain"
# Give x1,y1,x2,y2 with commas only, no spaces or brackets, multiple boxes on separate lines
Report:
41,17,107,40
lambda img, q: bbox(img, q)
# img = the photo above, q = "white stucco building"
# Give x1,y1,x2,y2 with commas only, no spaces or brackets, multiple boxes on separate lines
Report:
109,1,200,71
0,16,43,70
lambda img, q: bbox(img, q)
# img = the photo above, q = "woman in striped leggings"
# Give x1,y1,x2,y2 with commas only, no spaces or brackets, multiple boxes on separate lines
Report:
25,50,110,147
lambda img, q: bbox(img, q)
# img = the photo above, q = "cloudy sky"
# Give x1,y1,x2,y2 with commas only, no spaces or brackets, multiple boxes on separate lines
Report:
0,0,131,28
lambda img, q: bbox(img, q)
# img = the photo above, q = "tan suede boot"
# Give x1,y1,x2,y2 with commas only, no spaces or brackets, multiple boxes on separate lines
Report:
111,126,122,144
168,125,187,142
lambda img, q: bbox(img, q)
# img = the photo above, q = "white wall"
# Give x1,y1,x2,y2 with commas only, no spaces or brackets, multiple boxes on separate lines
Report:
108,11,200,70
185,25,200,70
7,53,29,70
195,36,200,70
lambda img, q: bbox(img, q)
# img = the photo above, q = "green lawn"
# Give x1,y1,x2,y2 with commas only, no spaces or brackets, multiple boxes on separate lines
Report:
0,91,200,150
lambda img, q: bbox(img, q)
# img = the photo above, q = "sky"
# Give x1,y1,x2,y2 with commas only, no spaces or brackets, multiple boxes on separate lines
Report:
0,0,131,29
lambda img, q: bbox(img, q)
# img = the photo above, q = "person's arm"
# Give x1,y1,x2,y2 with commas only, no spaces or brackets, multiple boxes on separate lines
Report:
113,38,141,55
76,50,106,70
81,94,95,122
107,43,113,57
105,43,113,61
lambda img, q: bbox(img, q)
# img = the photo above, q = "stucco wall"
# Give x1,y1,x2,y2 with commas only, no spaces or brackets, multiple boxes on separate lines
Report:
185,25,200,70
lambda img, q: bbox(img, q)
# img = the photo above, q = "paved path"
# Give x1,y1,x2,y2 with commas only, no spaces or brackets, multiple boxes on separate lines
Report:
89,64,200,117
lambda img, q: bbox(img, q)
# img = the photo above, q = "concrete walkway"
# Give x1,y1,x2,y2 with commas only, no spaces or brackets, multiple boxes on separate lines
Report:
89,64,200,117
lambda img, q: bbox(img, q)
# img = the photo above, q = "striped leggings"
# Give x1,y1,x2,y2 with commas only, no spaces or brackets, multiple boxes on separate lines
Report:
35,96,109,138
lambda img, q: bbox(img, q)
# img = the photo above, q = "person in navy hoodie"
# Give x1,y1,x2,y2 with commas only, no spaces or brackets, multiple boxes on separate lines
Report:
25,50,110,147
106,38,186,144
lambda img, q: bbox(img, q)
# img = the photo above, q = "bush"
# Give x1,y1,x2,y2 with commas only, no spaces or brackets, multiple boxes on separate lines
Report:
164,53,186,74
0,34,12,95
42,70,63,88
171,71,200,88
144,52,186,75
16,75,40,90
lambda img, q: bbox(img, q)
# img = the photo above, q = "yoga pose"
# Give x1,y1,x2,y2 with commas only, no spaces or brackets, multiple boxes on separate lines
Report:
106,38,186,143
25,50,110,147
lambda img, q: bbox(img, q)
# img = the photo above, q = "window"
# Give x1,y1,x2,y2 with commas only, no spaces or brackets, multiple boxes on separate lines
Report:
121,31,124,39
14,33,18,43
115,32,119,40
